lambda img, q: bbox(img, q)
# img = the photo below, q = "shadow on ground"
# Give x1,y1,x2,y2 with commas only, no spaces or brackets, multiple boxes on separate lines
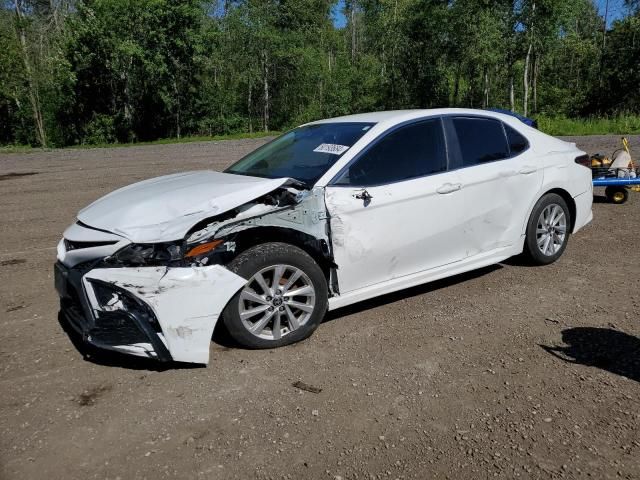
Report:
58,312,202,371
214,264,503,348
61,264,504,362
542,327,640,383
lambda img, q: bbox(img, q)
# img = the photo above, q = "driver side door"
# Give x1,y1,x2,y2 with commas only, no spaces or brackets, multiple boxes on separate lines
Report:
324,118,468,294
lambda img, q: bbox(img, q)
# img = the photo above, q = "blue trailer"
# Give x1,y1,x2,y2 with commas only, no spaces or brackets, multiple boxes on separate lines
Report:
592,167,640,204
590,137,638,204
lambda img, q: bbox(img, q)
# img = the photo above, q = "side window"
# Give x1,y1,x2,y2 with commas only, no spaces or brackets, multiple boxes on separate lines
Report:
452,117,509,166
504,124,529,155
334,119,446,186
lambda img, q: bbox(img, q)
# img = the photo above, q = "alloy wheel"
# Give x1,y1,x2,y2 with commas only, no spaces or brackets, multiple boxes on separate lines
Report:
238,264,316,340
536,204,567,256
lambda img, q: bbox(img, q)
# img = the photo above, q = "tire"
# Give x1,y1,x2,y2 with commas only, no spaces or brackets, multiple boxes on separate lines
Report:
523,193,571,265
221,242,328,349
605,186,629,205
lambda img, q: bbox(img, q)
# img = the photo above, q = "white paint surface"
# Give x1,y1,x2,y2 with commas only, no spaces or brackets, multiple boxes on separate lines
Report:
77,171,291,243
84,265,246,364
325,170,468,294
57,108,595,364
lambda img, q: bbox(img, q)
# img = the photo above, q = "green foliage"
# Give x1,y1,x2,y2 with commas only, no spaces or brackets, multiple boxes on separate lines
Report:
83,114,117,145
0,129,278,152
1,0,640,147
538,114,640,136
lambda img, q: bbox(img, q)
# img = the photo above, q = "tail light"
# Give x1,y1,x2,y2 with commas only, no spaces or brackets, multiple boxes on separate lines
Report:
575,154,590,168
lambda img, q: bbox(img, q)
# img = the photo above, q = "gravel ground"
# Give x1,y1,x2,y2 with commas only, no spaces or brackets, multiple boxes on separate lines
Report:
1,135,639,480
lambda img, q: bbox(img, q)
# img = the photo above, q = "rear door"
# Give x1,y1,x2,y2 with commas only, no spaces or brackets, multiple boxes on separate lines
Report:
325,118,468,294
445,116,543,256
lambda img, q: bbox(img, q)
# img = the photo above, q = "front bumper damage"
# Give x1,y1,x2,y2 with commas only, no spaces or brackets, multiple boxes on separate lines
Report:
56,180,332,365
56,262,246,364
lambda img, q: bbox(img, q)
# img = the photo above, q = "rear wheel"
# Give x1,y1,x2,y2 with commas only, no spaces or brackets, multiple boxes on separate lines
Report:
524,193,571,265
221,242,328,349
605,186,629,204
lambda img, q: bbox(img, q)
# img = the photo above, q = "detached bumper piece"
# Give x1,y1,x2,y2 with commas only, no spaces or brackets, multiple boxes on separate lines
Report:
56,263,172,361
87,278,173,361
55,262,247,364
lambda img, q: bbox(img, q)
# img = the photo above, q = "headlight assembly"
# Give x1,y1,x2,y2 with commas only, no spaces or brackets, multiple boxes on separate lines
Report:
109,242,184,266
108,239,228,266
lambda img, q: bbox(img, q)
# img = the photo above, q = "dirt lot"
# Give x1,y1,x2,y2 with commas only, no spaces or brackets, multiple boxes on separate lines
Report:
1,135,639,480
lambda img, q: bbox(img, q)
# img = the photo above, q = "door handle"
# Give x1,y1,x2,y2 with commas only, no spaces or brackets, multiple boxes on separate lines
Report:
519,166,537,175
436,183,462,194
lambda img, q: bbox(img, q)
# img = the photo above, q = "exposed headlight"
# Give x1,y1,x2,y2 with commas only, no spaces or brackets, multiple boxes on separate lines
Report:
108,238,229,266
109,242,184,266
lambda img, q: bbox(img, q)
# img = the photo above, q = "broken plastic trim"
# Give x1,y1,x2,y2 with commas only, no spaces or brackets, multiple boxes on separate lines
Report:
86,278,173,362
83,265,248,363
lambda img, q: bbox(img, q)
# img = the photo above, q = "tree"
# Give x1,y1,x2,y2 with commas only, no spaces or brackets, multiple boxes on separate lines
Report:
0,0,639,147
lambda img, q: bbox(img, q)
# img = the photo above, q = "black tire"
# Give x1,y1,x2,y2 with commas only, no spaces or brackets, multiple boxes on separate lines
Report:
605,186,629,205
523,193,571,265
221,242,328,349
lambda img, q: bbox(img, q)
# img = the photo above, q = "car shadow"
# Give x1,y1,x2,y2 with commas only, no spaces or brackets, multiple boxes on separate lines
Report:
212,319,241,349
593,194,609,204
324,264,502,323
541,327,640,383
58,312,202,371
213,264,503,348
500,254,536,268
61,263,507,360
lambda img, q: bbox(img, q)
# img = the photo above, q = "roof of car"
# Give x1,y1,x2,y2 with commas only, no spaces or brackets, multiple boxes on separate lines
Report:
309,108,520,127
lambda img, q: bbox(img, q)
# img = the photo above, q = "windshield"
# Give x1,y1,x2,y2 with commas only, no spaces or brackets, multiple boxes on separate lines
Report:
225,122,374,185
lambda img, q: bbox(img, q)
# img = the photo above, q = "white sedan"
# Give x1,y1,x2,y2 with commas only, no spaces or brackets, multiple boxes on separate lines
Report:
55,109,593,364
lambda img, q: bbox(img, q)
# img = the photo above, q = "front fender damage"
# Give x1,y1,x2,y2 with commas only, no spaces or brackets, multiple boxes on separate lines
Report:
78,185,334,365
83,265,246,364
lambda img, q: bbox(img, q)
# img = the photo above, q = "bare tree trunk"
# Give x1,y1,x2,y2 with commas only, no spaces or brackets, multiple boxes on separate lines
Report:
523,1,535,117
509,71,515,111
122,57,133,127
533,54,539,114
483,68,489,108
173,79,181,139
247,82,253,134
453,64,460,106
262,50,269,132
14,0,47,147
50,0,59,29
523,43,532,117
389,0,398,106
350,2,357,62
599,0,609,86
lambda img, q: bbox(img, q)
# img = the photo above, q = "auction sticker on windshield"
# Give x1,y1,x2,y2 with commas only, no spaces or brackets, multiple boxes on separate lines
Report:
313,143,350,155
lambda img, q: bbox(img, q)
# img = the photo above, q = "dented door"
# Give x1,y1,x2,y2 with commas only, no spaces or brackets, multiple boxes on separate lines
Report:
456,152,543,256
325,172,467,294
444,115,544,257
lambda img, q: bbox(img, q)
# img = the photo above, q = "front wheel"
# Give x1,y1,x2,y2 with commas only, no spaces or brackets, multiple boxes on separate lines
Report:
523,193,571,265
221,242,328,349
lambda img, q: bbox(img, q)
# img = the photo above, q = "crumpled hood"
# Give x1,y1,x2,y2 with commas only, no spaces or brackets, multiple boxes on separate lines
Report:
77,171,291,243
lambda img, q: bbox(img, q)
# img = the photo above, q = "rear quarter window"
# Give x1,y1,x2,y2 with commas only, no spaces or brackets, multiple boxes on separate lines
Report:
504,124,529,155
451,117,510,166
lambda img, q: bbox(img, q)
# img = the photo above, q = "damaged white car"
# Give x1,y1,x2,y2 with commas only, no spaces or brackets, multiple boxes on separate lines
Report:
55,109,593,364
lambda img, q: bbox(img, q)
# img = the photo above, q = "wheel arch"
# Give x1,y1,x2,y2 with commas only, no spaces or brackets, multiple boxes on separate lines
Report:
545,188,577,233
225,226,335,286
524,187,577,235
